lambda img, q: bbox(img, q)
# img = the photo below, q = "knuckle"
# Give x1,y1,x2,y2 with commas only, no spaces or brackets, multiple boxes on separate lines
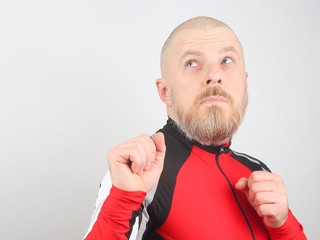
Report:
139,133,150,140
255,192,263,203
276,175,283,182
248,192,255,203
251,171,260,180
257,205,264,214
271,173,282,181
108,148,117,159
250,182,258,192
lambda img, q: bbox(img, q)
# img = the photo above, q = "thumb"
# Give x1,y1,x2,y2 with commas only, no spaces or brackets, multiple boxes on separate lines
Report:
153,132,166,164
154,132,166,155
235,177,248,191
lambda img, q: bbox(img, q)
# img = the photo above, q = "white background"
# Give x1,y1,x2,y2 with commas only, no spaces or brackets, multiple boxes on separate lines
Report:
0,0,319,239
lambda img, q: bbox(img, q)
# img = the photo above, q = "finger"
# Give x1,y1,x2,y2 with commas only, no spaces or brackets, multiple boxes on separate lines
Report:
249,181,278,193
142,139,156,172
110,143,142,173
135,137,149,174
256,203,281,217
248,171,281,182
129,146,146,174
254,191,280,206
136,134,157,173
248,171,282,188
248,181,276,202
113,138,146,164
235,177,248,190
125,135,151,174
248,171,271,188
144,161,152,171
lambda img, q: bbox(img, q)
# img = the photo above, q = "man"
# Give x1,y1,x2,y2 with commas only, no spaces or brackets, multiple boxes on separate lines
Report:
84,17,306,239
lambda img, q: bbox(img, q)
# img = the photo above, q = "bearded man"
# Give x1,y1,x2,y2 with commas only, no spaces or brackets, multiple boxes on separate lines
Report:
84,17,306,240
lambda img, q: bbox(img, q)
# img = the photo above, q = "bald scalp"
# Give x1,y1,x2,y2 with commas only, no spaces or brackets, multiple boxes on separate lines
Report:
160,16,240,78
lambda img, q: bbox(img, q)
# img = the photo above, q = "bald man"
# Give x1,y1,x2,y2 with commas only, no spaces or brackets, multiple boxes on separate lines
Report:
84,17,306,240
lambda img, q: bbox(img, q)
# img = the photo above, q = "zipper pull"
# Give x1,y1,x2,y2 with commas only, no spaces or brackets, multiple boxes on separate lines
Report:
220,147,225,154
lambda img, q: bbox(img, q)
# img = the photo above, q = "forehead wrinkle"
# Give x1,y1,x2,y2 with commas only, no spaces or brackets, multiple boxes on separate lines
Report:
172,31,243,53
176,40,242,63
180,46,240,60
174,35,232,49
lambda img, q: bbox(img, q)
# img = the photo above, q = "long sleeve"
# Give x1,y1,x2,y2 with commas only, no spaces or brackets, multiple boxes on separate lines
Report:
267,210,307,240
83,172,146,240
84,185,146,240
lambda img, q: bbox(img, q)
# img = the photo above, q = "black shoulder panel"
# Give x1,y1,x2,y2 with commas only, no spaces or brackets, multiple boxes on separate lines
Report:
142,123,193,238
231,150,271,172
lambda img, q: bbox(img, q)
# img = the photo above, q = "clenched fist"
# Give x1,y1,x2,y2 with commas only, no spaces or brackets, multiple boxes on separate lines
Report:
108,132,166,193
235,171,289,228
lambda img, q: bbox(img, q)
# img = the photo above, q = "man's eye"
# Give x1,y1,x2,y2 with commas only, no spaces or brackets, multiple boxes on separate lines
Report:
222,57,233,64
186,60,198,67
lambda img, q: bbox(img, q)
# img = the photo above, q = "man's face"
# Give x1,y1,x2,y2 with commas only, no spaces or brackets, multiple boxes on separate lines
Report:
164,26,248,145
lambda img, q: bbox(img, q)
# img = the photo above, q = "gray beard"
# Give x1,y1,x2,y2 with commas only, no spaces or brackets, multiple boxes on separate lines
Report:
169,87,247,146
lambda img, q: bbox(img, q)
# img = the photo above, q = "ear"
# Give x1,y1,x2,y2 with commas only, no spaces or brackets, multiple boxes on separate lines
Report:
245,72,248,79
156,78,170,104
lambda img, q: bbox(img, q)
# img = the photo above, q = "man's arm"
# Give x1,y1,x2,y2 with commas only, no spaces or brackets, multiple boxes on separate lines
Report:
235,171,307,239
84,133,166,240
84,184,146,240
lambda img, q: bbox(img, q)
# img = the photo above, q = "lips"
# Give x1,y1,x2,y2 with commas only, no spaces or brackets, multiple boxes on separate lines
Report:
200,96,228,104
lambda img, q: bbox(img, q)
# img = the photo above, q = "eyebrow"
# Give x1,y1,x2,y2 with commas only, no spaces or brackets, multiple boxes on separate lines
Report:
180,46,241,62
218,46,240,59
180,50,203,61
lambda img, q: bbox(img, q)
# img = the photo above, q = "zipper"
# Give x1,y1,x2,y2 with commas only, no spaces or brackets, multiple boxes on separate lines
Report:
216,147,255,240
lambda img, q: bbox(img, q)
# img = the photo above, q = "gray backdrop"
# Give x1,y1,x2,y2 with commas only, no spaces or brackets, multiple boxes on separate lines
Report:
0,0,319,239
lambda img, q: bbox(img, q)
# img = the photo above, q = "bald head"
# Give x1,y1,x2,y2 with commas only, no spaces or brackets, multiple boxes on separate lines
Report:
156,16,248,145
160,16,242,78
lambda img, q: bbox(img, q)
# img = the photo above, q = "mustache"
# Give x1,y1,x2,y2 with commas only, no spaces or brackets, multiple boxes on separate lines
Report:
196,86,233,104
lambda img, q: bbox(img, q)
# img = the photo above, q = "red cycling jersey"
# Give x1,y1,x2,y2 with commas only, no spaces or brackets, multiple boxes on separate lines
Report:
84,119,306,240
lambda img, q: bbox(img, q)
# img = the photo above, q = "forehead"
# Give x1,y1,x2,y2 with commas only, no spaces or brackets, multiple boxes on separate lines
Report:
170,26,242,55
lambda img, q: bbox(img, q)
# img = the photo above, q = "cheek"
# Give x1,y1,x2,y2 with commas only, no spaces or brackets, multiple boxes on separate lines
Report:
233,86,247,110
224,71,246,93
175,90,196,109
174,82,200,104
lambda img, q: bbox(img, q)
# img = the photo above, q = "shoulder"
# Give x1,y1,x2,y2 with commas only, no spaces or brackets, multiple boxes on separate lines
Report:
230,150,271,172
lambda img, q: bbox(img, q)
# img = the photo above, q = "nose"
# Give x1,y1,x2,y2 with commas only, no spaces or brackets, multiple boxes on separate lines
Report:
203,66,222,86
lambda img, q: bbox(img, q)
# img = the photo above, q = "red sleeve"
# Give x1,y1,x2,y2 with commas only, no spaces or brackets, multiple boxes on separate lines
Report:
267,210,307,240
84,185,146,240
